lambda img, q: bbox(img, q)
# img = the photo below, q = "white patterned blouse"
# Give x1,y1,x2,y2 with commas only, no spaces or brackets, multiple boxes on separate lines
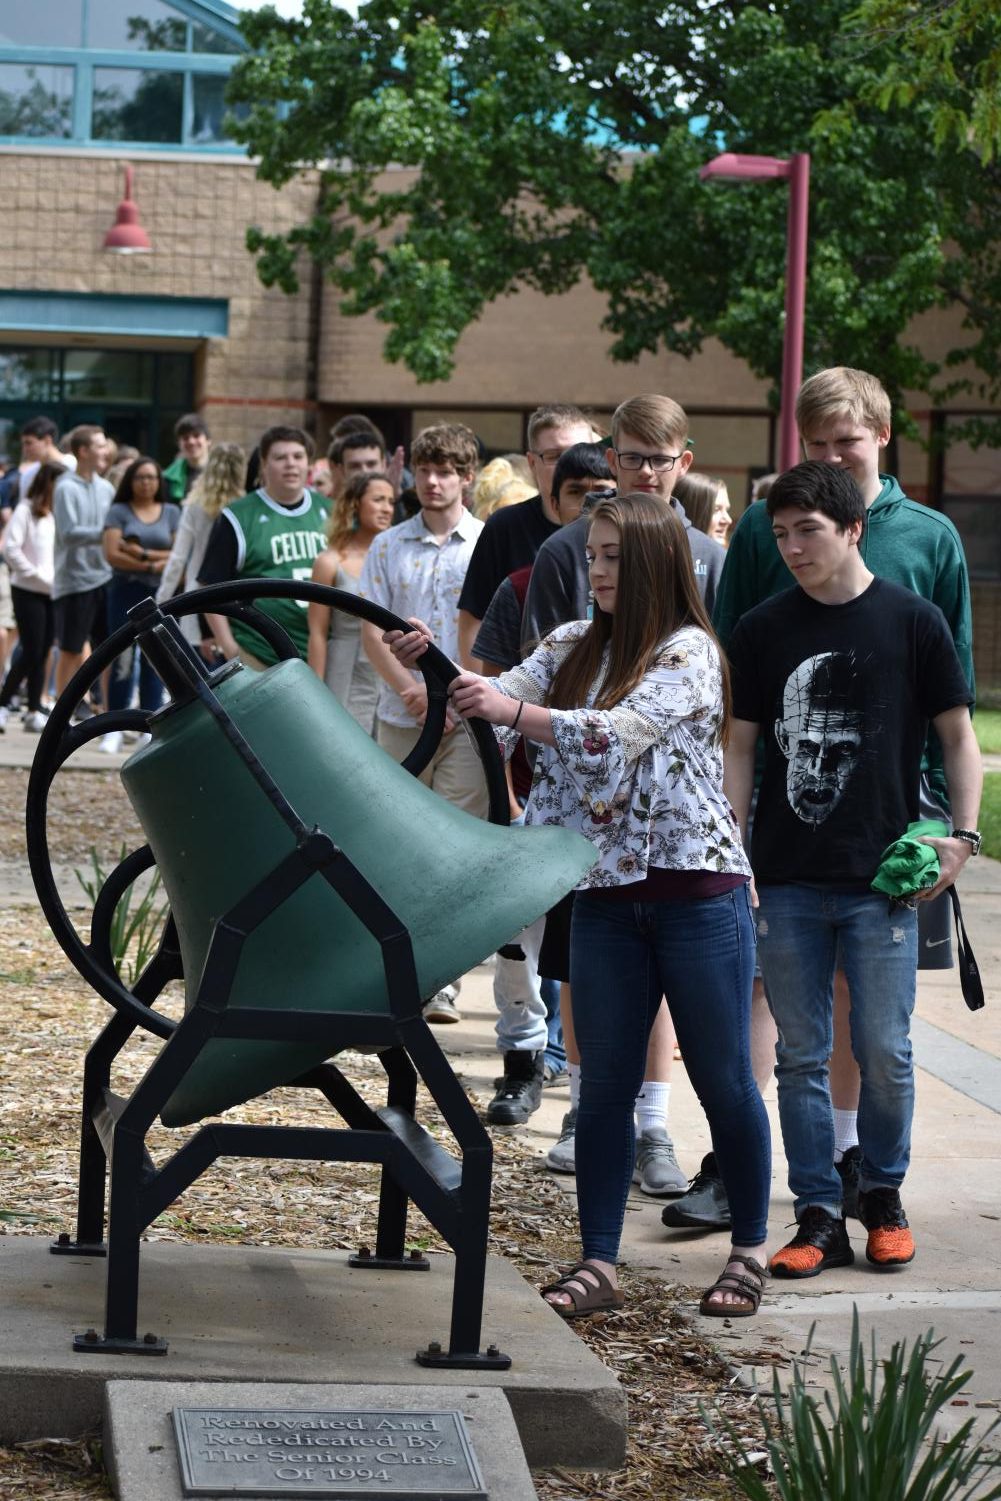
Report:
494,621,751,890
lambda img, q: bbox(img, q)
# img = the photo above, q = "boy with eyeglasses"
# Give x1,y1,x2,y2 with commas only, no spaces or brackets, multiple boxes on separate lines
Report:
521,394,723,652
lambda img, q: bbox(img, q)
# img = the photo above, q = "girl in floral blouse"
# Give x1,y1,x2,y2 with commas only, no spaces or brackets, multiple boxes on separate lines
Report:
387,493,770,1318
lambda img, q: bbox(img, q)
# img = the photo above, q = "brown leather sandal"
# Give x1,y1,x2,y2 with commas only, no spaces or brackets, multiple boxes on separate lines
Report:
698,1255,769,1318
541,1261,625,1320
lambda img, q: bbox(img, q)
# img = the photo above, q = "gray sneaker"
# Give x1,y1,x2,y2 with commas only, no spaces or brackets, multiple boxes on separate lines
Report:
545,1107,577,1174
632,1128,687,1196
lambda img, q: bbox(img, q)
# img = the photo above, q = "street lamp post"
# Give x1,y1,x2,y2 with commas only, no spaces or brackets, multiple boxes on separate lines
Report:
699,151,810,473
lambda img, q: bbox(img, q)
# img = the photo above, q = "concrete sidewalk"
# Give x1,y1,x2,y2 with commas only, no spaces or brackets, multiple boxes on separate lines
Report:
440,860,1001,1450
2,715,1000,1458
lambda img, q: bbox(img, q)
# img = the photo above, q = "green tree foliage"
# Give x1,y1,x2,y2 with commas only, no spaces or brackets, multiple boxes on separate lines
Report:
849,0,1001,162
225,0,981,419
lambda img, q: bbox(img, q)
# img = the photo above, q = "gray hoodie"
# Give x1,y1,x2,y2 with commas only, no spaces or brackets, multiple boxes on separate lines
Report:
52,470,113,599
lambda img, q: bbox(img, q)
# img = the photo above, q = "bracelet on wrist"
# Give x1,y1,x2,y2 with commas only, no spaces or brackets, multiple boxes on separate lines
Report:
510,700,524,731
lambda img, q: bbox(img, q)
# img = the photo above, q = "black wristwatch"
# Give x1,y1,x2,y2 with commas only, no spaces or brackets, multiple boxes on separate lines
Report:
952,828,982,856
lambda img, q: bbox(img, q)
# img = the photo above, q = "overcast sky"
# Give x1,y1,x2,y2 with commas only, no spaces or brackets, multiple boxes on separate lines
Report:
230,1,359,17
230,1,304,15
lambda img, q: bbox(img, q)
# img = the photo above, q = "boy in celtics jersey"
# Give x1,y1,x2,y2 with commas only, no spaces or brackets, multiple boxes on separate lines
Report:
199,425,330,666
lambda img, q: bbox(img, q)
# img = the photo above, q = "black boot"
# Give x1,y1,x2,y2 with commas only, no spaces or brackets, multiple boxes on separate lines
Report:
485,1051,544,1125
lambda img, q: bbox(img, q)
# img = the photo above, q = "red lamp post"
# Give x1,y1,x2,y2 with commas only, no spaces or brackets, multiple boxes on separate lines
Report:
699,151,810,473
103,165,153,254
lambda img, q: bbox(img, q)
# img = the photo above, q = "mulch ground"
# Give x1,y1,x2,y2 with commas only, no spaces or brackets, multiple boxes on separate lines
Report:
0,765,776,1498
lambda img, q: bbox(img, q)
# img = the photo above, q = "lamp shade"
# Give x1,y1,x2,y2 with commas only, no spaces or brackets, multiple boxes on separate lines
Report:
103,166,152,253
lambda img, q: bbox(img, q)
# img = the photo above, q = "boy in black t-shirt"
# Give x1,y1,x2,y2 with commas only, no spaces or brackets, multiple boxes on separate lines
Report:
725,464,981,1278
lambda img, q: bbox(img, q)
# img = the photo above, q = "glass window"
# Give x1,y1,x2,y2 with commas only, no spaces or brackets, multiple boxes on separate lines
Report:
86,0,187,51
942,497,1001,581
191,73,246,144
64,351,153,404
156,353,194,407
0,349,60,403
0,1,82,47
92,67,183,143
192,22,243,55
0,63,73,139
411,409,524,452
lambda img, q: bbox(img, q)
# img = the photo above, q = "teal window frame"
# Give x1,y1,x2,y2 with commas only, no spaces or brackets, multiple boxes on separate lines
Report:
0,0,247,152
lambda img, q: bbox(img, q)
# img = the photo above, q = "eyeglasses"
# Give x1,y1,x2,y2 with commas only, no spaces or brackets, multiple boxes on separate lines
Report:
529,448,569,466
614,450,684,473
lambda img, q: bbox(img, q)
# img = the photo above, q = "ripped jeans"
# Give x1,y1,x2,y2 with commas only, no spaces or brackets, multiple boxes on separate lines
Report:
756,885,918,1216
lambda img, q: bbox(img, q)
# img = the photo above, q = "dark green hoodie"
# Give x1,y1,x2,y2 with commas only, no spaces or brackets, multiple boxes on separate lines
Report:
713,474,974,804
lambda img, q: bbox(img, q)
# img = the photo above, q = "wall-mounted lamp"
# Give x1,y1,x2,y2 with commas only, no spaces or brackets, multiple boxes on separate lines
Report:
103,165,153,254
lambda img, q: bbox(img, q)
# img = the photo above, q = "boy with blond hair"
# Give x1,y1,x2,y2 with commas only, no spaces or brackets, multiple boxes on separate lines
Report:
684,366,975,1234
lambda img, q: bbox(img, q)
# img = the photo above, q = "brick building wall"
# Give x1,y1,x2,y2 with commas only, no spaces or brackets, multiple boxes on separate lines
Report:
0,149,320,457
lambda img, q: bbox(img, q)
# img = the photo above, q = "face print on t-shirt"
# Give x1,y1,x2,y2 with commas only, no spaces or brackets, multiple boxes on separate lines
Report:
774,652,865,826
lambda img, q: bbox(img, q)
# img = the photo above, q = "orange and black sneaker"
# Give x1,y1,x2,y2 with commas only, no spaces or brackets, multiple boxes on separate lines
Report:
770,1206,854,1279
858,1186,915,1267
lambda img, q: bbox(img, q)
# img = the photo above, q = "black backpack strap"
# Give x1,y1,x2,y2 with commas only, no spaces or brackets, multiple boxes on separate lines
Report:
948,885,985,1011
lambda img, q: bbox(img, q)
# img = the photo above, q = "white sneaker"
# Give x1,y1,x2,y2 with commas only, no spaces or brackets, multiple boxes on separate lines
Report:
546,1107,577,1174
0,706,7,733
99,731,124,754
422,985,460,1023
23,710,47,733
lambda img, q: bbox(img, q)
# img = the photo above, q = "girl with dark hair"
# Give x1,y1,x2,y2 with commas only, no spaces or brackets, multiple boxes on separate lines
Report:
0,460,64,731
307,470,394,732
100,456,181,750
388,493,770,1319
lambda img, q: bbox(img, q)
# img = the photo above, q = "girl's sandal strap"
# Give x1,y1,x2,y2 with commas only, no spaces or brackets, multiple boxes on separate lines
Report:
699,1255,769,1318
541,1261,625,1320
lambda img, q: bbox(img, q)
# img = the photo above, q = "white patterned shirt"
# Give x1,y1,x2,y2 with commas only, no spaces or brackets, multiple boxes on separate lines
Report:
495,621,751,889
359,506,484,727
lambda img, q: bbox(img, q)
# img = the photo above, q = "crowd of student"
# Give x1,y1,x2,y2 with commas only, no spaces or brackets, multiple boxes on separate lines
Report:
0,371,982,1323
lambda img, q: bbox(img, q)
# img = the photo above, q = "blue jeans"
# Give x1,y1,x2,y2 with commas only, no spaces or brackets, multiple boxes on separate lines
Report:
106,573,166,715
542,977,565,1073
756,886,918,1217
569,885,769,1260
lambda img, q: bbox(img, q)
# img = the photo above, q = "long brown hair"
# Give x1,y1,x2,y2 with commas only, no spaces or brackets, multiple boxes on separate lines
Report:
547,493,731,741
27,461,66,518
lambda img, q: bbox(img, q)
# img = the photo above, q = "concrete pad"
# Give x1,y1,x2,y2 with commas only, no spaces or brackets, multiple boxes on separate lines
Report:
105,1380,537,1500
0,1238,625,1470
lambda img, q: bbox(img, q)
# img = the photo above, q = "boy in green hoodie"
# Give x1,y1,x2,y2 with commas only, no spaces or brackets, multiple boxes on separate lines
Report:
665,367,974,1235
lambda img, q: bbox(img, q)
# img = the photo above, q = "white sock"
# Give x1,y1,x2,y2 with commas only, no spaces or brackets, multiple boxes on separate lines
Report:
833,1108,859,1160
635,1080,671,1137
568,1062,581,1110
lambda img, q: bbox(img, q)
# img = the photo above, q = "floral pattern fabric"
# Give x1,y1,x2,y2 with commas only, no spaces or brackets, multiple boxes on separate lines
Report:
496,621,750,890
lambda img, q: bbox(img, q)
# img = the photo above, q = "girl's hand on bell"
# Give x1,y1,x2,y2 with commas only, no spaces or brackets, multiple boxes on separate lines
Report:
449,672,508,724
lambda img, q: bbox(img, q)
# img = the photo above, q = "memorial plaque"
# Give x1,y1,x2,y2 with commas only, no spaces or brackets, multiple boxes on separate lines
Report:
172,1407,488,1499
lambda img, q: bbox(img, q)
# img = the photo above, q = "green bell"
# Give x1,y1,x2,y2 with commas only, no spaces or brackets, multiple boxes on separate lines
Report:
121,658,595,1127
